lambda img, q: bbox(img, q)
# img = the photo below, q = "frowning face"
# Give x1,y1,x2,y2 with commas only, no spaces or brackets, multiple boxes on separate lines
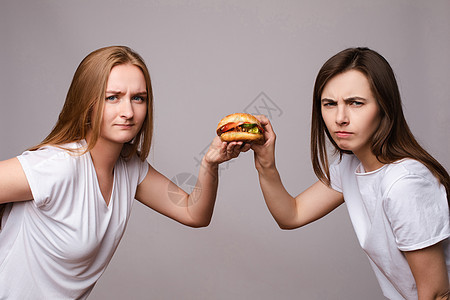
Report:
96,63,148,147
321,69,381,159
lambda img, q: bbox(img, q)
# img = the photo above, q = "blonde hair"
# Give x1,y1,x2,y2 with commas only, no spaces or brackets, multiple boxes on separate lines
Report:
29,45,154,161
0,47,154,227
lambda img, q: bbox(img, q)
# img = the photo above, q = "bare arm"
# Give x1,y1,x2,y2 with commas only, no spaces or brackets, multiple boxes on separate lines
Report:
252,115,344,229
0,158,33,204
404,242,449,300
258,168,343,229
135,137,250,227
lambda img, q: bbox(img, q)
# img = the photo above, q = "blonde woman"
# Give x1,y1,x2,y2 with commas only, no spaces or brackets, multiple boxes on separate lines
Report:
0,46,249,299
252,47,449,299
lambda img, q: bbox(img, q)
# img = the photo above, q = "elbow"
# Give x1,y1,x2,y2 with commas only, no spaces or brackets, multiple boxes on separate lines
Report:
184,217,212,228
277,221,301,230
278,223,293,230
190,221,210,229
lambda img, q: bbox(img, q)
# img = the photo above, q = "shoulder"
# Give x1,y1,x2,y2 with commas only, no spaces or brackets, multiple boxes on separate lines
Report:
118,153,149,184
388,159,433,176
16,142,88,207
17,142,86,179
380,160,449,250
381,159,446,211
381,159,439,194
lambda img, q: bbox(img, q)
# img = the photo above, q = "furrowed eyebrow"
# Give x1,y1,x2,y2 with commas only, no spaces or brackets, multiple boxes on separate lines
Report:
105,91,148,97
344,96,367,102
321,97,367,103
106,90,123,95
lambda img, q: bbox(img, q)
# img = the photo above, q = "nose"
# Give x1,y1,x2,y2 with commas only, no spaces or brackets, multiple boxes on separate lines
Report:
335,105,349,126
119,99,134,119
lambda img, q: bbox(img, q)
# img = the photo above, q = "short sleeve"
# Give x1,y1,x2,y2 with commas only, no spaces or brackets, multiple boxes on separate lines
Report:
137,158,149,184
17,148,74,208
383,174,450,251
330,160,343,193
127,154,149,185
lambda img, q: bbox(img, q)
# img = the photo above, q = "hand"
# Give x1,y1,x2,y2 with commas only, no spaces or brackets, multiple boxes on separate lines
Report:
251,115,277,171
204,136,251,166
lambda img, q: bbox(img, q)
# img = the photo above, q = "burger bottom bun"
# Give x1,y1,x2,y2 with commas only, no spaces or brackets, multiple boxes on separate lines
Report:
219,131,264,144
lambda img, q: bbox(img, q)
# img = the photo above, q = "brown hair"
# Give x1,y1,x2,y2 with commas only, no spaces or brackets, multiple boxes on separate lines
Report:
311,47,449,204
29,45,154,160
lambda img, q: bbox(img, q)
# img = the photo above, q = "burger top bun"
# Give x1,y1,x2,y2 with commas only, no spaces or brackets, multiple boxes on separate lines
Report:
216,113,261,130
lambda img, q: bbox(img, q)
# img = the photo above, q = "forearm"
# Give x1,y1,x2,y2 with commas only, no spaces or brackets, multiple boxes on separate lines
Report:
185,157,220,227
257,166,298,229
405,242,449,300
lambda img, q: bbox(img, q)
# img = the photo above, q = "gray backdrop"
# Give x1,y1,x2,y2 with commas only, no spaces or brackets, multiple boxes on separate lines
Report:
1,1,449,299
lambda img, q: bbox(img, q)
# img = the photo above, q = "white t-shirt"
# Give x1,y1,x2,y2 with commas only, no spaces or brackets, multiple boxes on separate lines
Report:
330,154,450,299
0,141,148,299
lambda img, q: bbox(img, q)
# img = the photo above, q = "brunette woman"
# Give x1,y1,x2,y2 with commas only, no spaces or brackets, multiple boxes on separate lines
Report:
252,47,449,299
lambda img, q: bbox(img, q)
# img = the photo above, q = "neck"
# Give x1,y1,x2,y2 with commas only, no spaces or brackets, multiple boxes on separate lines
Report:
354,149,384,173
86,134,123,176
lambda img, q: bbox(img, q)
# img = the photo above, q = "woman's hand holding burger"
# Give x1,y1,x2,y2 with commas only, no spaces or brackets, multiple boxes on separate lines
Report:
249,115,277,173
204,137,251,167
202,112,275,173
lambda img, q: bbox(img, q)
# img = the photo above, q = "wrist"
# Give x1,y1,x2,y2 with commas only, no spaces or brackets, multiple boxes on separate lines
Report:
256,163,278,177
201,156,219,171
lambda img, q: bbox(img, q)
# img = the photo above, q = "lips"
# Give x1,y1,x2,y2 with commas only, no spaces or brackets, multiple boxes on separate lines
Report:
335,131,353,138
115,124,134,129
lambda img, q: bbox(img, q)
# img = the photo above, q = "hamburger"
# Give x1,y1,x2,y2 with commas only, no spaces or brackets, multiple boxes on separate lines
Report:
216,113,264,144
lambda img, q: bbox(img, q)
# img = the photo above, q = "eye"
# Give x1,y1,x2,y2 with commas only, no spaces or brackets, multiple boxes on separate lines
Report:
322,101,336,107
132,95,146,103
350,101,364,106
106,95,118,101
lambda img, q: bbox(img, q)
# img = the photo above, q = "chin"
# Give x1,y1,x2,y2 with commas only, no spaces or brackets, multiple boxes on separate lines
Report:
101,136,136,146
335,142,353,152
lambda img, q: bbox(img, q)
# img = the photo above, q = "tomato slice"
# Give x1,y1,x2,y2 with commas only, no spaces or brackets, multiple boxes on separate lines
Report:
217,122,243,135
217,122,264,135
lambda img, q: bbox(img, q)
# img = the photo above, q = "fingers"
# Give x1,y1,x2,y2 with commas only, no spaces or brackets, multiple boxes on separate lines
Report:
254,114,269,125
240,143,252,152
254,115,275,137
206,137,257,165
225,141,246,158
218,141,251,161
